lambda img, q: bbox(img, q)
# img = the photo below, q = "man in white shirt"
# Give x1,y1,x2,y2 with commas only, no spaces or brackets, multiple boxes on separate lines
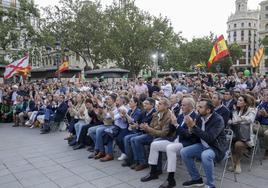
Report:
161,77,173,98
11,85,18,105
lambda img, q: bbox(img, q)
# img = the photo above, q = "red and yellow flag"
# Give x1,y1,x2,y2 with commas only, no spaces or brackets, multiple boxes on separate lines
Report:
57,60,69,74
251,48,264,68
207,35,230,68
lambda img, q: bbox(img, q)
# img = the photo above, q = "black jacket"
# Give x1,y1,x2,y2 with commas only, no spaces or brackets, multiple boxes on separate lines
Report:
192,112,227,162
215,105,230,128
54,102,68,122
138,108,156,124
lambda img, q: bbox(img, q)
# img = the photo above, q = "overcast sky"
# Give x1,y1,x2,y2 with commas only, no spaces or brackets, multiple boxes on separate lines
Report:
35,0,263,40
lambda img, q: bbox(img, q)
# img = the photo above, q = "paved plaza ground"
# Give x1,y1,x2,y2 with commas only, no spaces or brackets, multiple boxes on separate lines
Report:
0,123,268,188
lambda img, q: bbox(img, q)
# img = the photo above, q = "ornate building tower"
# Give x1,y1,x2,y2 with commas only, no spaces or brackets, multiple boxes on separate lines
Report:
227,0,259,70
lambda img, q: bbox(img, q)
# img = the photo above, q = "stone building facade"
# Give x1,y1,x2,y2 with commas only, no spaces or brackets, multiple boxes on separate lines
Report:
227,0,259,70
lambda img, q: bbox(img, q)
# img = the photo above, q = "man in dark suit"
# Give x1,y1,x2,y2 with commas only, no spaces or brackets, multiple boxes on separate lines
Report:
212,92,230,128
40,94,68,134
141,97,200,188
170,94,181,117
180,99,227,188
223,90,236,116
121,98,156,167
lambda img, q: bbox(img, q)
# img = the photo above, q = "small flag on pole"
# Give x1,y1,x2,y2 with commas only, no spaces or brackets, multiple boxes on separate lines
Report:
56,60,69,75
251,48,264,68
207,35,230,68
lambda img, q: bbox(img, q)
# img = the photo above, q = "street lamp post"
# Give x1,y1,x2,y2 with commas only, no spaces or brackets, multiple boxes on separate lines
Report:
46,45,52,67
55,41,61,80
152,51,165,78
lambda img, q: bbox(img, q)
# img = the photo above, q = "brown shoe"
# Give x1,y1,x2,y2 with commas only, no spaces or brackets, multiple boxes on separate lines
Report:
135,164,149,171
130,163,138,169
94,152,106,159
100,154,114,162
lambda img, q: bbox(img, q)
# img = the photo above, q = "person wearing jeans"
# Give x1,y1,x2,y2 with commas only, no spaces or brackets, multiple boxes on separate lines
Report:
87,93,118,160
180,99,227,188
122,98,156,167
132,97,173,171
255,90,268,160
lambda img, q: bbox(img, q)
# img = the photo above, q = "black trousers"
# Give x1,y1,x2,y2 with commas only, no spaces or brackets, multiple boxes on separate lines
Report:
77,123,100,145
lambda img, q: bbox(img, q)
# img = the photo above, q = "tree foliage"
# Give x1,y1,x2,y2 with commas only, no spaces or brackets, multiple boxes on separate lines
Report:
0,0,40,63
41,0,184,76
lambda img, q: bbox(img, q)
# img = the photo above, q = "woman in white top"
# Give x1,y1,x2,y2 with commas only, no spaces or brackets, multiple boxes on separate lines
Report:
229,94,256,174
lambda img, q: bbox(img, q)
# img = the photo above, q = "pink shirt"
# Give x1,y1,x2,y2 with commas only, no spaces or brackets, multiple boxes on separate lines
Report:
134,84,148,95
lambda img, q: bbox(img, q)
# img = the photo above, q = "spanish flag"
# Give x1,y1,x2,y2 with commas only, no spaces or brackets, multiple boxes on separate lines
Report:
251,48,264,68
56,60,69,74
207,35,230,68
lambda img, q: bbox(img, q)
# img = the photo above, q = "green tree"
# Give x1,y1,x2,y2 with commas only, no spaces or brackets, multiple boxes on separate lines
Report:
0,0,40,63
162,33,215,72
41,0,108,69
105,1,182,76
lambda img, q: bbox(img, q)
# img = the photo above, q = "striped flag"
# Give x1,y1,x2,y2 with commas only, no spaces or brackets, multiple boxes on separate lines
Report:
4,55,31,79
251,48,264,68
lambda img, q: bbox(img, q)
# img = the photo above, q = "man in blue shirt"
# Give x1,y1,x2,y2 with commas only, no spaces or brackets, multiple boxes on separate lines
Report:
255,90,268,159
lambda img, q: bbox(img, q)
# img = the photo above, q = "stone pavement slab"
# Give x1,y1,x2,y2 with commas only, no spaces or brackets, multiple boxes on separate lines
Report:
1,123,268,188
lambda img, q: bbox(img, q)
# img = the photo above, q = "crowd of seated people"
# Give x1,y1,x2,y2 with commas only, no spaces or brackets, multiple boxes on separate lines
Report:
1,71,268,188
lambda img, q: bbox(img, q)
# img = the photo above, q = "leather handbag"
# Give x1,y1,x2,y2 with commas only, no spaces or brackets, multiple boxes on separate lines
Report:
230,121,250,142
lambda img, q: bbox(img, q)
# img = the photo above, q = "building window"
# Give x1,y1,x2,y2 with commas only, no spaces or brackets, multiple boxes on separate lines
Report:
265,24,268,31
265,59,268,68
240,59,246,65
265,47,268,55
266,14,268,19
241,23,244,27
249,23,251,27
234,23,237,28
266,6,268,11
241,30,244,36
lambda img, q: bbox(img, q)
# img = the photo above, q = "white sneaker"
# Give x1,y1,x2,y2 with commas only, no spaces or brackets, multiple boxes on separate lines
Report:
30,125,35,129
117,153,127,161
25,121,31,126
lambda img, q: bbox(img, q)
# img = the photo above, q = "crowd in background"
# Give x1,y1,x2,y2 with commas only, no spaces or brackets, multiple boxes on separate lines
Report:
1,69,268,188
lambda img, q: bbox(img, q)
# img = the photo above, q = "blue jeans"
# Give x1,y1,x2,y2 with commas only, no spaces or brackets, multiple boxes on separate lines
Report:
106,139,113,155
74,120,87,142
180,143,216,187
124,132,142,157
88,124,107,152
115,128,130,153
131,134,153,165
